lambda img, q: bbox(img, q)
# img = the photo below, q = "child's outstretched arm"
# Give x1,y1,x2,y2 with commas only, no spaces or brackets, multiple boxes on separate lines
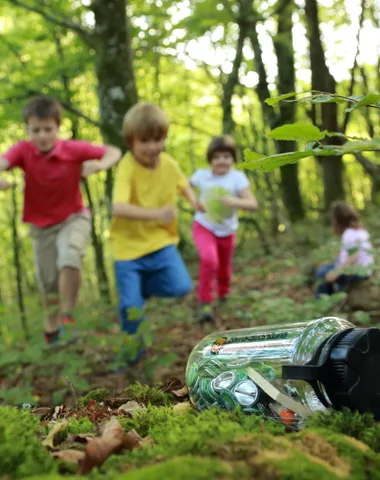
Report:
221,187,258,211
112,155,175,224
81,145,122,178
0,157,16,190
180,184,205,212
325,252,359,283
113,203,175,224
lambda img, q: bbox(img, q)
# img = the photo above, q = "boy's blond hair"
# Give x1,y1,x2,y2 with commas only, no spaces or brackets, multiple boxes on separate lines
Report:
122,103,169,147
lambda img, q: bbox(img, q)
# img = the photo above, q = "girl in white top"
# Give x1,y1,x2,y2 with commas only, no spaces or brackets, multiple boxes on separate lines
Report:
315,201,374,298
190,135,258,323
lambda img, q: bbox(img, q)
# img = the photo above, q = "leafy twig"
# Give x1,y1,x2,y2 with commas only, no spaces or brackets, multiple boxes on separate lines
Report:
7,0,90,42
66,377,78,407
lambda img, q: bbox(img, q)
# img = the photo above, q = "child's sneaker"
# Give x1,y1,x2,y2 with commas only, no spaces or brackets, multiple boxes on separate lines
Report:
199,303,213,323
61,312,75,325
44,329,61,345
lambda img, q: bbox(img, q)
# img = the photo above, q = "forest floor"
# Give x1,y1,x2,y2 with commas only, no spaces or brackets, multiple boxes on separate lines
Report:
1,235,379,408
2,235,380,479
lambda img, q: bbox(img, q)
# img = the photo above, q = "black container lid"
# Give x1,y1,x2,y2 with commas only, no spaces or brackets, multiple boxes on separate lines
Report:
282,328,380,419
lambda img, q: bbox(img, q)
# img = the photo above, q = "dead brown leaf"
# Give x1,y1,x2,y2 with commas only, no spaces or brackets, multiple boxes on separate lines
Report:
67,433,96,444
32,407,52,419
161,377,183,393
77,416,142,475
172,386,188,398
53,450,85,464
52,405,66,421
117,401,146,416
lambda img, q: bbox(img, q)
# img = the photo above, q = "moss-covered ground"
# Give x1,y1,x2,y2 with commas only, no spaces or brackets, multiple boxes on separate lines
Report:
2,383,380,479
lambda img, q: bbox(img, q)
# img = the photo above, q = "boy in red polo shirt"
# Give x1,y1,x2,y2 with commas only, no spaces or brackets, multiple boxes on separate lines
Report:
0,95,121,344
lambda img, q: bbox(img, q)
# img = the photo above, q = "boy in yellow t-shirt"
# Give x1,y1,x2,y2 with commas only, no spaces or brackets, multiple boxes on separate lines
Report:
110,103,200,361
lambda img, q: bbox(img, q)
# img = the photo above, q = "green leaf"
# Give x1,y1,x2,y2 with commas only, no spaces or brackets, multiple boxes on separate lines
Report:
357,94,380,106
341,138,380,154
267,123,325,141
265,92,297,106
312,95,333,103
344,105,359,113
311,95,345,104
240,147,339,172
323,131,347,139
348,95,365,102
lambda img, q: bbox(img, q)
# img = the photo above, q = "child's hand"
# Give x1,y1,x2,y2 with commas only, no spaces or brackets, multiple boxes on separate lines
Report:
196,200,206,212
156,206,176,224
220,196,238,208
0,178,16,191
81,160,101,178
325,270,338,283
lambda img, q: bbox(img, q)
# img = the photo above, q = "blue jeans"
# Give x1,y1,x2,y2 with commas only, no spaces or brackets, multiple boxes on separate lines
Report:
315,262,367,299
114,245,192,335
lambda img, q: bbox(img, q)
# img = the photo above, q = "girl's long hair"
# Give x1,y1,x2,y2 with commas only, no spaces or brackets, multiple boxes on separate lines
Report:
331,201,361,235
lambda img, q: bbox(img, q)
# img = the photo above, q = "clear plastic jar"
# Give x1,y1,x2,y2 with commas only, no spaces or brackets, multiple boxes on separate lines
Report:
186,317,380,427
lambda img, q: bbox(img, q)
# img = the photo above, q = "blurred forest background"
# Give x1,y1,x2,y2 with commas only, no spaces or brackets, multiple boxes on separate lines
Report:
0,0,379,342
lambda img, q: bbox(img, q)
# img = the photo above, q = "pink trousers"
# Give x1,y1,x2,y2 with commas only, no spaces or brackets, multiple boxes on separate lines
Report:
192,221,236,303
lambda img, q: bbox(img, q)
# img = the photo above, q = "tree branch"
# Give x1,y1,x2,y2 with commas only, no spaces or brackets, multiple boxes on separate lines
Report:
0,90,101,128
7,0,91,42
0,34,26,68
354,152,380,182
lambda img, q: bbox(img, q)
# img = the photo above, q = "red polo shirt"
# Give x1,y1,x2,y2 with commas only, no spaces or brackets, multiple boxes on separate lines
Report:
3,139,106,227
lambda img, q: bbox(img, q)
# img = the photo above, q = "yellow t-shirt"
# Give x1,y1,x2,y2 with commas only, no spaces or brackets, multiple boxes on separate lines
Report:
110,152,188,261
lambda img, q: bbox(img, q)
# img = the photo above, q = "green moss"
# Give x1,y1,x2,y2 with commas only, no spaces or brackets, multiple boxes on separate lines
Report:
112,456,248,480
0,406,55,478
123,383,172,407
307,408,380,452
310,428,380,480
4,386,380,479
77,388,109,407
51,416,95,445
97,405,285,477
66,416,94,434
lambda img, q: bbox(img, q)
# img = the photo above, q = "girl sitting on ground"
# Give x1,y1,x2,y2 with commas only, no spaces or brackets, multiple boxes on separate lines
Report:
315,201,374,298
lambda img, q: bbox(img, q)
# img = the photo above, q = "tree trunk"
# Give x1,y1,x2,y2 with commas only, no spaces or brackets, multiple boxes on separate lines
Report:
249,18,302,228
304,0,345,209
221,1,251,134
53,26,111,303
91,0,138,206
10,185,28,339
273,0,304,221
221,0,252,134
248,24,273,126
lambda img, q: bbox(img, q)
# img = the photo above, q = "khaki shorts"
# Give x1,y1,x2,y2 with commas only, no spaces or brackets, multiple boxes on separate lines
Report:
30,211,92,294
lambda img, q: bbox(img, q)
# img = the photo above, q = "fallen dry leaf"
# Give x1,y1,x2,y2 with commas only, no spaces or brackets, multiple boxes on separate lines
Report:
32,407,52,419
42,421,68,449
53,450,85,464
67,433,96,444
117,401,146,416
162,377,183,393
52,405,66,421
172,386,188,398
172,402,193,415
126,428,143,443
77,416,141,475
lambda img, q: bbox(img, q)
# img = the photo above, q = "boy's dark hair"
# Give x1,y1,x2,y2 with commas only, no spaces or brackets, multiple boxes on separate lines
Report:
207,135,237,163
331,201,360,234
23,95,62,126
